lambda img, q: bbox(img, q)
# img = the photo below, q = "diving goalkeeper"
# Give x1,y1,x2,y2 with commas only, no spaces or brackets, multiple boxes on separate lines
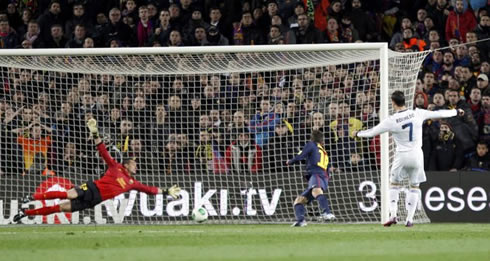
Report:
14,119,181,222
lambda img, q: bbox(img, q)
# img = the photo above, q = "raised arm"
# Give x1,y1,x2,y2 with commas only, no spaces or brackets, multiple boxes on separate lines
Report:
87,119,115,167
4,106,23,124
11,123,33,134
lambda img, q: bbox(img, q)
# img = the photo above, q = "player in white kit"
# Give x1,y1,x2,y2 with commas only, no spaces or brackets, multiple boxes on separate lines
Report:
353,91,464,227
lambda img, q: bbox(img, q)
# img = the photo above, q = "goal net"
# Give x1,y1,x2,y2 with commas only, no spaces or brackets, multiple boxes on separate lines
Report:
0,44,429,225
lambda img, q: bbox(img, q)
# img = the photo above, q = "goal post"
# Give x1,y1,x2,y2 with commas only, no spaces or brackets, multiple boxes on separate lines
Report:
0,44,429,225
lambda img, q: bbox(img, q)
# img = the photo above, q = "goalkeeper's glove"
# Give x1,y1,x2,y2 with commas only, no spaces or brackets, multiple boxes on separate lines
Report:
163,185,181,199
87,119,100,138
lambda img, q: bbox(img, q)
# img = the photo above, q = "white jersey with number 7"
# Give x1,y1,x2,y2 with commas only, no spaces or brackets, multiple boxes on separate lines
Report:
357,108,457,184
357,108,457,152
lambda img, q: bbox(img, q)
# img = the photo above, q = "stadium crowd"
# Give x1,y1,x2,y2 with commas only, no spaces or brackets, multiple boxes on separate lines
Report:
0,0,489,178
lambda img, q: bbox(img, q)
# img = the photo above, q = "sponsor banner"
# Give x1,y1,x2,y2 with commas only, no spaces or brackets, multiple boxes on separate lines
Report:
0,171,381,225
421,171,490,223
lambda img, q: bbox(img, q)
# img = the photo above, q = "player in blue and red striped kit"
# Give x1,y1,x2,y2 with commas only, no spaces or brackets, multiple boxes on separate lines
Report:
286,130,335,227
13,119,181,222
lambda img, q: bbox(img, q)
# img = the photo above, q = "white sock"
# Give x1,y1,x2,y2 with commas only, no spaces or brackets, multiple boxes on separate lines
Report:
389,187,400,219
406,189,420,223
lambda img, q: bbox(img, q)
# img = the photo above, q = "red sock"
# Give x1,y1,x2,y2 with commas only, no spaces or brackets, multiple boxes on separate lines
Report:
33,191,68,200
25,205,62,216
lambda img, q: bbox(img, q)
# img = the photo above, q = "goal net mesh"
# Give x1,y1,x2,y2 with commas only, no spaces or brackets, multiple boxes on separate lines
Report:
0,47,429,225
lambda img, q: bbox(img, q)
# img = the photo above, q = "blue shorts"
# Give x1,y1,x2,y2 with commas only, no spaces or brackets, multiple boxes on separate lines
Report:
300,173,328,203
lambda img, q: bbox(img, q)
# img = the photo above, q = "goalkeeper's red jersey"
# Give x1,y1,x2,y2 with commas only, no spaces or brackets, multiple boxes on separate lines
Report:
93,143,159,201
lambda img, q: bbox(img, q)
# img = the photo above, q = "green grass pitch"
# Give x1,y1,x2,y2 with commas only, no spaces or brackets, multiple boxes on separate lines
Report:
1,223,489,261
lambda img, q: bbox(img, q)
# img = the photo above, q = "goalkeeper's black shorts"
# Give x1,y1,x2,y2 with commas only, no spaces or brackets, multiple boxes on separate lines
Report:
72,181,102,212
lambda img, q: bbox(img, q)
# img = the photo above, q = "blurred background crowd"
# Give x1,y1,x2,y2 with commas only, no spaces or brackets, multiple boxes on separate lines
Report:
0,0,489,179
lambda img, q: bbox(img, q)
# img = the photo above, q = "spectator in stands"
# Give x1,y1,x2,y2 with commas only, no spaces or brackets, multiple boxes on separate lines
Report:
415,91,429,109
160,134,181,175
271,14,288,34
286,13,323,44
0,19,18,49
182,9,209,44
225,128,262,174
53,142,83,176
414,8,428,37
166,95,184,132
37,0,64,43
14,123,53,176
288,2,305,28
455,44,471,66
128,138,157,175
202,85,223,111
149,9,172,46
442,51,456,75
429,121,463,171
329,102,362,142
401,27,427,51
65,24,87,48
102,8,133,47
445,0,477,43
268,25,284,44
267,120,294,172
114,119,133,153
465,140,490,171
233,11,264,45
426,0,450,35
65,3,93,40
339,15,359,43
122,0,138,22
83,37,94,48
202,25,229,45
250,98,278,148
423,71,441,97
446,89,479,154
390,17,414,49
348,0,376,41
167,30,184,46
20,20,43,48
468,87,482,122
147,104,168,150
194,129,213,174
479,92,490,143
324,17,344,44
136,5,153,47
476,73,489,93
208,7,229,40
190,26,207,46
44,24,67,48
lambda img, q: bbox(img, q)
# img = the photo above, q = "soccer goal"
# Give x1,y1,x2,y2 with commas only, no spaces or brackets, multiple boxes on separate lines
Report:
0,44,429,225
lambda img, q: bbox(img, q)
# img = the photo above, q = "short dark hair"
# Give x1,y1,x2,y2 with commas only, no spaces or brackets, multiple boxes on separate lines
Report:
391,91,405,106
477,140,488,147
311,130,324,144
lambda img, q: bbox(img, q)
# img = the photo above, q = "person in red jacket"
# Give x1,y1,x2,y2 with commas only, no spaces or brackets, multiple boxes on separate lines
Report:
445,0,477,43
13,119,181,223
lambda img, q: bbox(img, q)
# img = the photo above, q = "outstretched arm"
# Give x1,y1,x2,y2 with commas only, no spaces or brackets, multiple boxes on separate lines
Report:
287,142,313,165
421,108,460,121
354,119,391,138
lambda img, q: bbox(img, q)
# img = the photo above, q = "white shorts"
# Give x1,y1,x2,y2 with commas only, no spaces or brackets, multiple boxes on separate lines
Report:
390,149,426,186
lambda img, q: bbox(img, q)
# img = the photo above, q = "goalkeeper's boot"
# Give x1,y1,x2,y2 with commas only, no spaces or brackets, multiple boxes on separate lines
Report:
319,213,336,221
22,195,34,204
405,221,414,227
13,210,26,223
383,217,398,227
291,220,307,227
